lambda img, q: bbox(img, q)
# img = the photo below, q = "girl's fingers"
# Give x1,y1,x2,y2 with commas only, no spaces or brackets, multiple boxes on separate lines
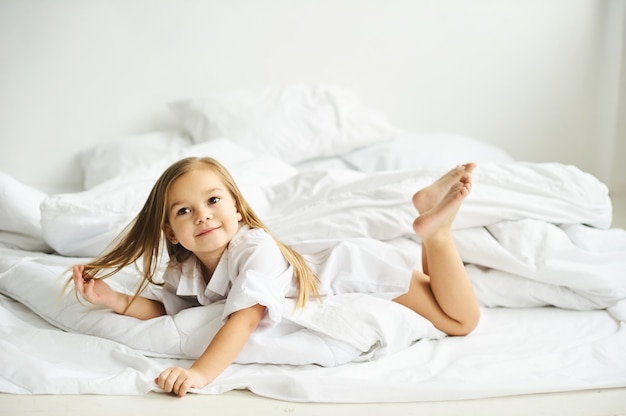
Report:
74,269,96,301
72,265,96,299
156,367,191,396
173,376,184,395
73,265,84,277
173,375,191,397
82,279,93,296
73,265,86,283
73,269,84,291
156,368,171,390
163,372,178,393
177,379,191,397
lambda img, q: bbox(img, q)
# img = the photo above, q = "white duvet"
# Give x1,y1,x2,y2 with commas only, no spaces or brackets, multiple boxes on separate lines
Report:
1,157,626,401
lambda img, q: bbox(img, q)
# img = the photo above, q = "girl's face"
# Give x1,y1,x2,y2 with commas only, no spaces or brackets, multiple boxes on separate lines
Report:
164,167,242,271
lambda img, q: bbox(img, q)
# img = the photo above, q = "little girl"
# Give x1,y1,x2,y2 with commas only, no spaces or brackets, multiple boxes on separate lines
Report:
72,157,480,397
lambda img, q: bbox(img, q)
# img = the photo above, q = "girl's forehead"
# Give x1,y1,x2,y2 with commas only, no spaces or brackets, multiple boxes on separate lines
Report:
167,168,230,198
173,167,223,186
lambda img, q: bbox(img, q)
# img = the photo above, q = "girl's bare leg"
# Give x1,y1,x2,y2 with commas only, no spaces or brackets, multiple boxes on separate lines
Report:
394,166,480,336
412,163,475,275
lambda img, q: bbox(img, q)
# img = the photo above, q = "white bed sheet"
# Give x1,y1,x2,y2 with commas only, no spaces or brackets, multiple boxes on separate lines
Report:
1,289,624,401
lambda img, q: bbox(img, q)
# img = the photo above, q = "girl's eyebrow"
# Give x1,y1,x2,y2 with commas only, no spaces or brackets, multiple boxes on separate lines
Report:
168,188,223,212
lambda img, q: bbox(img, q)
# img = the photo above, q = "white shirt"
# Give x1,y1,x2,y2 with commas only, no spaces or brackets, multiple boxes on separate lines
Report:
144,225,415,330
145,225,294,329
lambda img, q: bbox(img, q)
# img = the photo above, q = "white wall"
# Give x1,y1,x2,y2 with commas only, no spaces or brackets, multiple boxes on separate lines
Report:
0,0,622,193
610,1,626,196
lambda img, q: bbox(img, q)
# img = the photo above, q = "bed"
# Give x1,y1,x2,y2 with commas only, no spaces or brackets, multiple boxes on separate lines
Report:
1,85,625,403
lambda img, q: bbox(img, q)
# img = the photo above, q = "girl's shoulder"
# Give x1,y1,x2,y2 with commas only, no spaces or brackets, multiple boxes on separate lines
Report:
227,225,289,275
228,225,284,262
229,225,274,249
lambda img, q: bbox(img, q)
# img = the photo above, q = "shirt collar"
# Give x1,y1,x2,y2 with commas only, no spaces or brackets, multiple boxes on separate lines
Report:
206,255,230,296
174,253,231,298
175,258,206,297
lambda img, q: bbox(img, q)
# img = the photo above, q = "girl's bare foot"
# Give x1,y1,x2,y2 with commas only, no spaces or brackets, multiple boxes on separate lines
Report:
412,163,476,214
412,177,472,240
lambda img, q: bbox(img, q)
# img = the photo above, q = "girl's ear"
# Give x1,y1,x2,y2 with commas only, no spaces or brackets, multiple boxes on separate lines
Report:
164,225,178,244
237,211,243,222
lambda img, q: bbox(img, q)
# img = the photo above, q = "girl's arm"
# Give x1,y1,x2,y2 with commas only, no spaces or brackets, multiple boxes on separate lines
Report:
156,303,266,397
73,265,165,320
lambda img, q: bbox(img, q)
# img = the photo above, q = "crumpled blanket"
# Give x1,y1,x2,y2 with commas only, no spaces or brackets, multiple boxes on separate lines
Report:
1,161,625,399
263,162,626,320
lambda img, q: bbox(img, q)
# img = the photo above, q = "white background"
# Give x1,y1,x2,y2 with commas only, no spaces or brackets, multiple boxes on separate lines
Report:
0,0,624,194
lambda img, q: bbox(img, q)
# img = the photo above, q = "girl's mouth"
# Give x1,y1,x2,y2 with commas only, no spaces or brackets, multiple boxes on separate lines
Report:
196,226,220,237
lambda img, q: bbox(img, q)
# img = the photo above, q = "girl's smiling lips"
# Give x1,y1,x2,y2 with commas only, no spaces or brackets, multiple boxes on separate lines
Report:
196,226,220,237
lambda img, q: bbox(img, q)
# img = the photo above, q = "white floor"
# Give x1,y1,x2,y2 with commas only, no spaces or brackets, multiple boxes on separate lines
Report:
3,195,626,416
2,388,626,416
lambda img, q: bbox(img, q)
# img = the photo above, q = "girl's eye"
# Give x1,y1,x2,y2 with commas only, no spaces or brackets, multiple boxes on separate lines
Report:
176,207,191,216
208,197,220,205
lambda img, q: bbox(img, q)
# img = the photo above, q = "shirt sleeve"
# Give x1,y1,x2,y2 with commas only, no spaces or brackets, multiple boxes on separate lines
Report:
222,230,292,330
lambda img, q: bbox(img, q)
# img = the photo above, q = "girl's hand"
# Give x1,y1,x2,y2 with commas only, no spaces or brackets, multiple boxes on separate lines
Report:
72,265,120,309
155,366,211,397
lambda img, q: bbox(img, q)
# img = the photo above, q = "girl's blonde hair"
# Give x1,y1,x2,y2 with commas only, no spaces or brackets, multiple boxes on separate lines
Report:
72,157,320,310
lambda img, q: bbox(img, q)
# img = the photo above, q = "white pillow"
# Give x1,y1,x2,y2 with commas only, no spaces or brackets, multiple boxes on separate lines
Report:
0,256,439,365
0,172,50,251
168,84,402,164
41,173,156,257
342,133,515,173
294,155,355,173
179,138,256,165
78,131,193,189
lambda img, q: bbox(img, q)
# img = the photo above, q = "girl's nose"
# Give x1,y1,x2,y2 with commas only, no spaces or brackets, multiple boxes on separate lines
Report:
196,208,213,223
